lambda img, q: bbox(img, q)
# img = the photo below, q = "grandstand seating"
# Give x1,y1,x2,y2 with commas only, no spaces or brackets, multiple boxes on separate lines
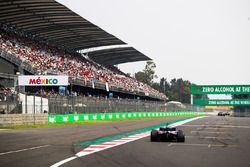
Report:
0,25,166,100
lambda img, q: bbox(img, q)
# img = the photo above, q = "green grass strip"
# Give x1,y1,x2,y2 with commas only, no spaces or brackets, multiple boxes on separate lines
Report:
0,117,171,129
74,116,195,147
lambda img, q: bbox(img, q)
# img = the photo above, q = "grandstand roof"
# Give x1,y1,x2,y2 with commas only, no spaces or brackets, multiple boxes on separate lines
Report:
0,0,151,65
0,0,126,50
87,47,151,65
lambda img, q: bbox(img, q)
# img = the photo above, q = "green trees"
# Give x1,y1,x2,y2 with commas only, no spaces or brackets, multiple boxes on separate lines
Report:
135,61,157,86
134,61,196,103
162,78,191,103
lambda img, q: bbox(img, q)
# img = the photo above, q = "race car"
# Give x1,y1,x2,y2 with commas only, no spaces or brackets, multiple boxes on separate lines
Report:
218,111,230,116
150,126,185,142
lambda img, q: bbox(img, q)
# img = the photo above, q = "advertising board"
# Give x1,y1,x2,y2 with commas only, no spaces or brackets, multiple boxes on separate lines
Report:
18,75,69,86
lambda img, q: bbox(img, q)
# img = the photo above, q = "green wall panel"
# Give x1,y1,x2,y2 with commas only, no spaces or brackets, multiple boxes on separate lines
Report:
48,111,204,124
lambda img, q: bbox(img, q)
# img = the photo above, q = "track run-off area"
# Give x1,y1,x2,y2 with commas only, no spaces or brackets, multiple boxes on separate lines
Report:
1,116,250,167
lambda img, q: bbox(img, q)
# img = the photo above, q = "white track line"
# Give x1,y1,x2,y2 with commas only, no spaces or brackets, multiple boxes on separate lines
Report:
168,143,207,147
168,143,238,148
196,127,229,130
0,145,50,156
185,136,233,140
50,157,77,167
181,125,250,129
50,116,207,167
191,131,229,134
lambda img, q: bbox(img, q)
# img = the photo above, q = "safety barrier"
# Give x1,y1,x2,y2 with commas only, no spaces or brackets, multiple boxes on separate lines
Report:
48,111,206,124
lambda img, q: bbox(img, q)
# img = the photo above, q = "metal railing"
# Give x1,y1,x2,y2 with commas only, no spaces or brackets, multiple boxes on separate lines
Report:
233,108,250,117
0,93,210,114
0,95,21,114
47,96,208,115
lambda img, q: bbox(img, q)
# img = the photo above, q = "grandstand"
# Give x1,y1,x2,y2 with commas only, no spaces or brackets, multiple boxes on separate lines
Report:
0,0,167,103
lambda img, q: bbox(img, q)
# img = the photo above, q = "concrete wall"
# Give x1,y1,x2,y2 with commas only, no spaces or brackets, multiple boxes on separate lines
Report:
0,114,48,126
0,57,15,74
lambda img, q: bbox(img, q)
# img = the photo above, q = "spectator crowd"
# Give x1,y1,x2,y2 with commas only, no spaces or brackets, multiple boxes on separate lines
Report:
0,24,166,100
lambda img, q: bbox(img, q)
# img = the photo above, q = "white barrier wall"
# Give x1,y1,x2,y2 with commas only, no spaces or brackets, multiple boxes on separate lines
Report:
19,93,49,114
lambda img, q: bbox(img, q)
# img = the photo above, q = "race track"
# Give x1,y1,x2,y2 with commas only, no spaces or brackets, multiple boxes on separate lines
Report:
1,116,250,167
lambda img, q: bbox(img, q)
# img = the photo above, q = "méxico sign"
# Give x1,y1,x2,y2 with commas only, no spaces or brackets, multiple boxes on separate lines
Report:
18,75,69,86
190,85,250,94
193,99,250,106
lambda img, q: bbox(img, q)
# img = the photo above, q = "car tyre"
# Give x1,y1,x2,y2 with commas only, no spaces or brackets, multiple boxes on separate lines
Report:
151,130,158,142
177,130,185,142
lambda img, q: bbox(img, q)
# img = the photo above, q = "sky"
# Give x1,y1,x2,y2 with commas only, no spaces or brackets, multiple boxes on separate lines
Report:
57,0,250,85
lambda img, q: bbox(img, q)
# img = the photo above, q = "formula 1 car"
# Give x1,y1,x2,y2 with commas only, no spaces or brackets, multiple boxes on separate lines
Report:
218,112,230,116
150,126,185,142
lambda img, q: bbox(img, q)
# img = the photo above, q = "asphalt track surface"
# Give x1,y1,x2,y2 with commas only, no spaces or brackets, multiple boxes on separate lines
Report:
1,116,250,167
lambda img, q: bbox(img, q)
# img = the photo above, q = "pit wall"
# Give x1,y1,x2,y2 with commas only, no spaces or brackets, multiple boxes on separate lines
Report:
48,111,206,124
